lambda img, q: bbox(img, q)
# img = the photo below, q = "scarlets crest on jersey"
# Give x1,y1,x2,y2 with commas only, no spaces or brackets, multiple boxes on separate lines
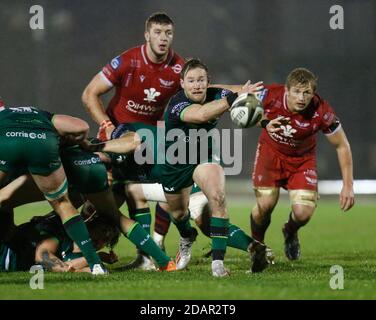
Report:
258,84,340,157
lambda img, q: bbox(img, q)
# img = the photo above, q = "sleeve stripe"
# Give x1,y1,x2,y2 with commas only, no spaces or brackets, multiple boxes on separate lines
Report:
180,105,193,121
99,71,114,87
324,123,342,136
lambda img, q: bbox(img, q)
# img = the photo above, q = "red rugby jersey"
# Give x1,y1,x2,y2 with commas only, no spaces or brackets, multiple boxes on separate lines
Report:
101,45,184,126
257,84,339,157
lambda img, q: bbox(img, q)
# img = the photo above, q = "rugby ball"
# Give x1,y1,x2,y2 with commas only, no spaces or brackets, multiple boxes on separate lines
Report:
230,93,264,128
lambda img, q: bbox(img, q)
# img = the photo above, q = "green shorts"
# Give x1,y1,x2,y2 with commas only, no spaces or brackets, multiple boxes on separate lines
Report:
0,128,61,176
156,163,197,194
61,146,109,194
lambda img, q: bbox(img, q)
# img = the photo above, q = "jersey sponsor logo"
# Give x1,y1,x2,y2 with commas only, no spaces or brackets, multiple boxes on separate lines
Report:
171,64,182,74
294,119,310,128
280,125,297,138
143,88,161,102
5,131,46,139
0,160,6,165
126,100,157,114
110,57,120,69
9,106,38,114
159,78,174,88
140,75,146,82
73,157,101,166
313,111,319,118
171,101,190,115
254,88,268,102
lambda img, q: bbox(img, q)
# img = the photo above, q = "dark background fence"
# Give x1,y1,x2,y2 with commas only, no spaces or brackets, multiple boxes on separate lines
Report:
1,0,375,179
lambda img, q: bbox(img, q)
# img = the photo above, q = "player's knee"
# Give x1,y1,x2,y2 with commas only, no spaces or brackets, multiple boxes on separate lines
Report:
43,178,69,202
290,189,318,208
254,187,278,214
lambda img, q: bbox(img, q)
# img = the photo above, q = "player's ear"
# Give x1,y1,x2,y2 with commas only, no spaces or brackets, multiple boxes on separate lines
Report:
144,31,150,42
180,78,184,88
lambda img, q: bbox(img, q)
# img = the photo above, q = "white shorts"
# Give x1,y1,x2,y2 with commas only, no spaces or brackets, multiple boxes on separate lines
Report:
140,183,208,220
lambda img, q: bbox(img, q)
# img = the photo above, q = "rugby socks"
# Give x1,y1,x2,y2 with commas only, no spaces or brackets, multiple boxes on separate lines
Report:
154,202,171,236
227,223,253,252
63,214,101,269
129,208,151,235
171,212,195,238
127,222,170,267
284,212,308,234
211,217,229,261
250,214,271,242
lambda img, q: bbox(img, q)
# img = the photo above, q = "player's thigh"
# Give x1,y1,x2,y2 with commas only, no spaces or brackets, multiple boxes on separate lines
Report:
125,182,149,209
193,163,225,199
31,165,67,196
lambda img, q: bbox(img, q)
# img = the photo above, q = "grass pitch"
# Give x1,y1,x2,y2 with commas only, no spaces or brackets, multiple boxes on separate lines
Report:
0,198,375,300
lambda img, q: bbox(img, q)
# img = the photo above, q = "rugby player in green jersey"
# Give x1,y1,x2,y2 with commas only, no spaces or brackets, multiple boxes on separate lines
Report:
156,59,270,277
0,118,176,272
0,105,107,275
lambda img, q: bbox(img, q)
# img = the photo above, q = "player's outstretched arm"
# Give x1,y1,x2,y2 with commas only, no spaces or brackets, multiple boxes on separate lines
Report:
80,132,141,154
326,128,355,211
35,239,74,272
182,81,257,124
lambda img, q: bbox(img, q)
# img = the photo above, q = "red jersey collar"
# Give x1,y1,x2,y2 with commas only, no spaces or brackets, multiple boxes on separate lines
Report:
141,44,173,69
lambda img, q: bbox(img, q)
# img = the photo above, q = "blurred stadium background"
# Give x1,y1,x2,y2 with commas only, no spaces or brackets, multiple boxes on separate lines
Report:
0,0,375,192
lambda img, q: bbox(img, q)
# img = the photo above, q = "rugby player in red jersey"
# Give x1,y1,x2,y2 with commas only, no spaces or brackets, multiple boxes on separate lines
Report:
82,12,184,270
250,67,355,260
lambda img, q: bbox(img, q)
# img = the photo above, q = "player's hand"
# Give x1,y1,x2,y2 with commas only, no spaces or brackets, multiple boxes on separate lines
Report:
238,80,264,96
266,116,290,133
248,81,264,95
97,120,115,142
339,185,355,212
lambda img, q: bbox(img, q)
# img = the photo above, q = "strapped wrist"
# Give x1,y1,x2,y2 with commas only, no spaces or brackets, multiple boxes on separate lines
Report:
99,119,114,129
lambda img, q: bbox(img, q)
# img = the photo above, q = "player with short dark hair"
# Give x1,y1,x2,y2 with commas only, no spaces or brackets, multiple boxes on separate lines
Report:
250,67,355,260
82,12,185,269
